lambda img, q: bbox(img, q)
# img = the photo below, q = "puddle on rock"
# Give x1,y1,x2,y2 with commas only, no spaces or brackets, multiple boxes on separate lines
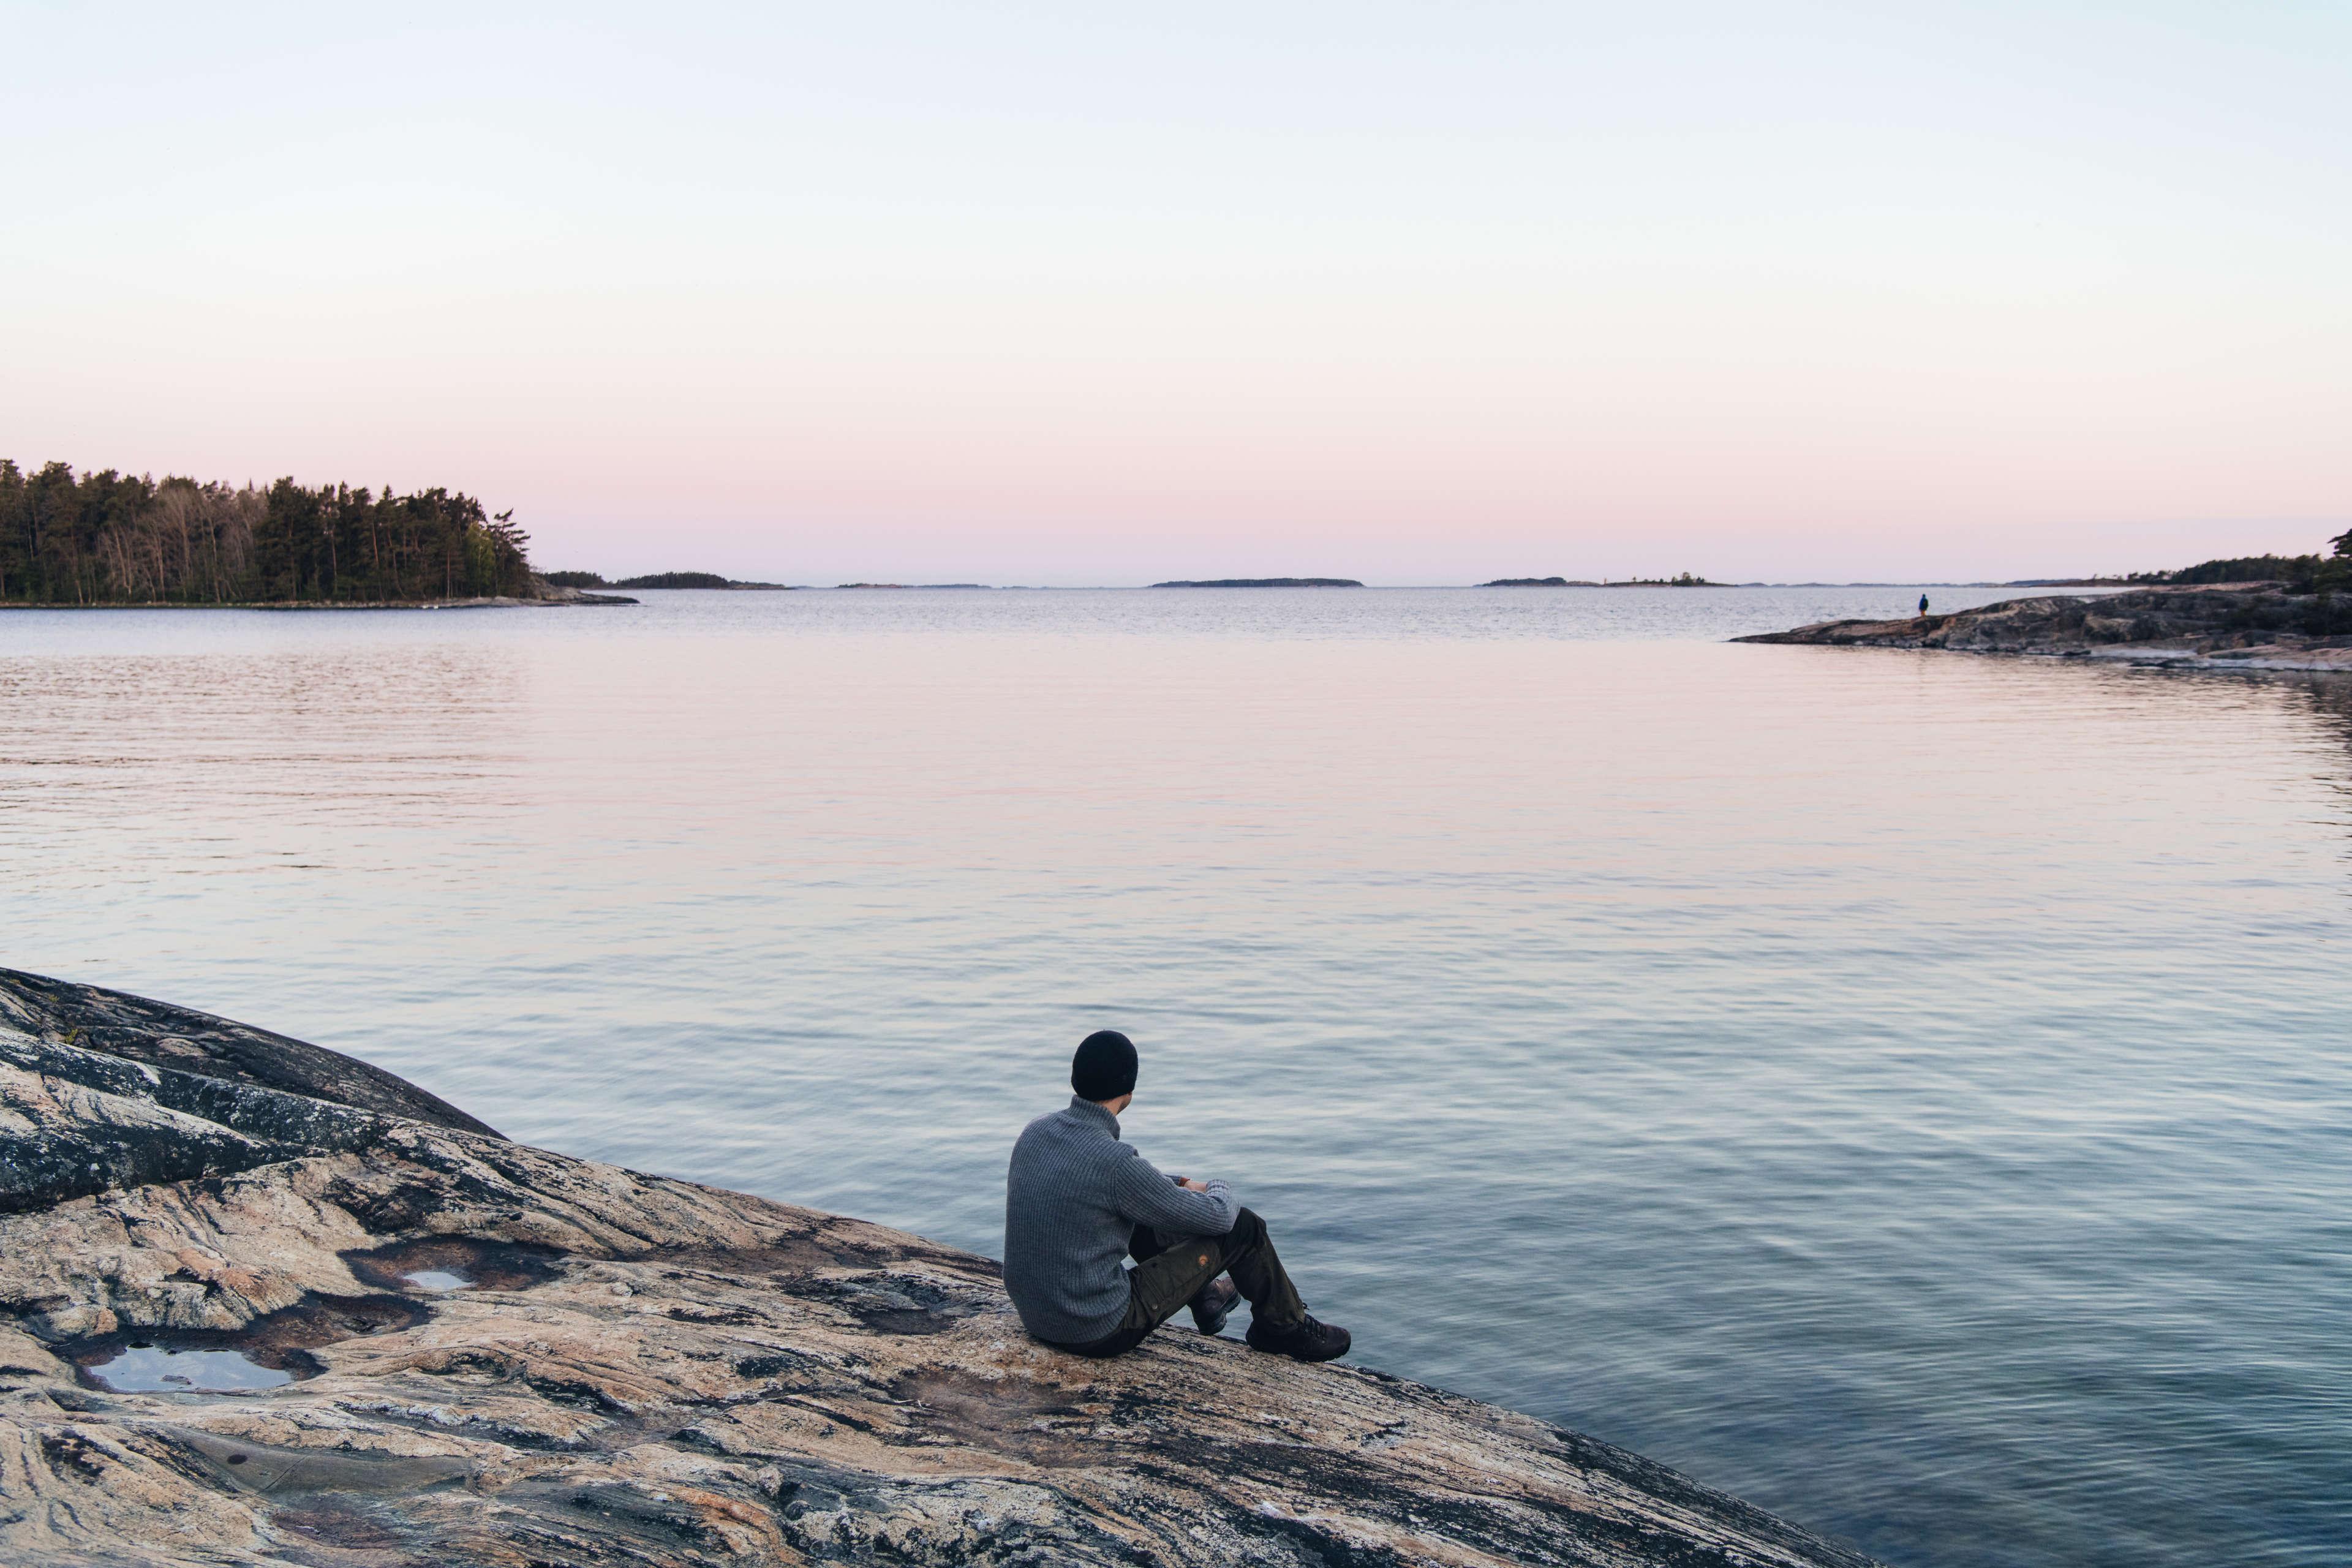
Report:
402,1269,473,1292
67,1294,427,1395
344,1237,561,1295
86,1344,293,1393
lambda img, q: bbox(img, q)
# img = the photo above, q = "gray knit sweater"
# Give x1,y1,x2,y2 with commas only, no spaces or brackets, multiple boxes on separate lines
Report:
1003,1096,1238,1344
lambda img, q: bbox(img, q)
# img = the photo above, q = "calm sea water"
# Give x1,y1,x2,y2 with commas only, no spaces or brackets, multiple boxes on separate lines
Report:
4,586,2346,1567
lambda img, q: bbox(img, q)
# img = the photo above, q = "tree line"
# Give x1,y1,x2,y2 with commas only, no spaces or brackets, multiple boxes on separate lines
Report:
2132,529,2352,592
0,460,534,605
2124,530,2352,636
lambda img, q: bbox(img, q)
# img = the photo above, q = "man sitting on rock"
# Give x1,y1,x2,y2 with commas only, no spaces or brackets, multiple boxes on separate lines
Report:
1003,1029,1351,1362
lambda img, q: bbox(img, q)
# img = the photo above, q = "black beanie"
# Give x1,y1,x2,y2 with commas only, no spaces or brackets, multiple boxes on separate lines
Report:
1071,1030,1139,1102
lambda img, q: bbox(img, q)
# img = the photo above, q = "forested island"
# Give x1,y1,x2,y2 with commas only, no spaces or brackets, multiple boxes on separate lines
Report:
0,459,570,605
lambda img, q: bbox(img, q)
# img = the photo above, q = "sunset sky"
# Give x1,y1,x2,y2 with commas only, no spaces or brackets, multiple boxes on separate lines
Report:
4,2,2346,584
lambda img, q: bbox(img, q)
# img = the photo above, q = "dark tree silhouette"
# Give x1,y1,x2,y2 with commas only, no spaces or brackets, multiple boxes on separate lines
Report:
0,460,534,603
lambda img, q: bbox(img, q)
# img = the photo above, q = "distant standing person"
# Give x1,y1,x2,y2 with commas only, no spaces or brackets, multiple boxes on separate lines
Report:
1918,592,1930,619
1002,1030,1352,1362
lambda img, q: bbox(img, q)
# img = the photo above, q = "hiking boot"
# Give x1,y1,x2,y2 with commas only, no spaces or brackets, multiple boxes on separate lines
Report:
1189,1278,1240,1336
1245,1313,1351,1363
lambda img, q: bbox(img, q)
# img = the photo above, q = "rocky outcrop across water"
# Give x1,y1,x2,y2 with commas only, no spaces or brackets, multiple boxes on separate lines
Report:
1735,582,2352,671
1,968,1875,1567
534,583,641,605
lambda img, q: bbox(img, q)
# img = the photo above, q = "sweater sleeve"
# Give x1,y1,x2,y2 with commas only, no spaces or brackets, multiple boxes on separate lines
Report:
1109,1147,1238,1236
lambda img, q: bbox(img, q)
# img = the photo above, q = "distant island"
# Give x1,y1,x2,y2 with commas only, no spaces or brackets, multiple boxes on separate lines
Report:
835,582,987,589
548,570,791,590
1152,577,1363,588
1481,573,1717,587
0,458,619,606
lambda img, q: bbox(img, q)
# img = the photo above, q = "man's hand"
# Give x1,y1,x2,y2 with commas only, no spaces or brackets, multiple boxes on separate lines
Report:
1177,1177,1211,1194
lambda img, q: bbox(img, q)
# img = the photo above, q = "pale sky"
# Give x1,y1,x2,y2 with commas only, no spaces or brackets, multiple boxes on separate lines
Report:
3,2,2346,584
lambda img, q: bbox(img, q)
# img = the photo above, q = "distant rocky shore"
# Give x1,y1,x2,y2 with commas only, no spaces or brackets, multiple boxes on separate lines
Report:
1736,582,2352,673
560,572,787,592
395,580,640,608
0,968,1874,1567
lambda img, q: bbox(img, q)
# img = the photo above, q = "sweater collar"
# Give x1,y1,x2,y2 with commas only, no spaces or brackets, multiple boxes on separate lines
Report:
1067,1095,1121,1139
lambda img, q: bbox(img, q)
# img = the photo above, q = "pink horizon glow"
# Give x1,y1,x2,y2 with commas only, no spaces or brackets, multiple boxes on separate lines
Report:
4,4,2346,585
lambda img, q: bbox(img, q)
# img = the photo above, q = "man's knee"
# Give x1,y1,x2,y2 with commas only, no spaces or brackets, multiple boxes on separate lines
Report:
1229,1206,1268,1246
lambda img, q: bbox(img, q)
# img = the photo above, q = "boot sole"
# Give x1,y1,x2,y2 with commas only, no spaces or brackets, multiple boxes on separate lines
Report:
1246,1331,1351,1363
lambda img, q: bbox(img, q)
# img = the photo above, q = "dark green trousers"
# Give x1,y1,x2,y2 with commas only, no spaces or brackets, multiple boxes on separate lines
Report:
1060,1206,1308,1359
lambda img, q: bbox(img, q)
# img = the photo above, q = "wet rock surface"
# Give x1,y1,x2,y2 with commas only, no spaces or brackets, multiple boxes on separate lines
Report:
1735,582,2352,671
1,972,1878,1567
0,967,497,1139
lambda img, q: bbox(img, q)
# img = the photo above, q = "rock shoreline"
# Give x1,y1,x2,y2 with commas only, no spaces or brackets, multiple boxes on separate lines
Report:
1,969,1875,1567
1735,582,2352,671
